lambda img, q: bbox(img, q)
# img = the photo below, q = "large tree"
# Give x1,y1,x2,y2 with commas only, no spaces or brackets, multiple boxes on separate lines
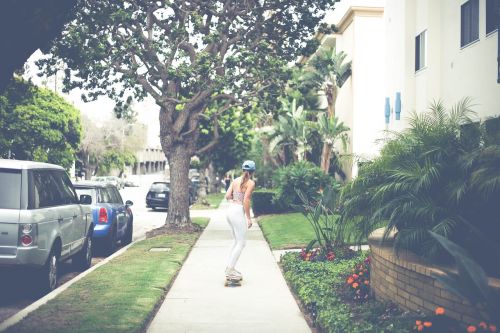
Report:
38,0,336,229
0,78,81,169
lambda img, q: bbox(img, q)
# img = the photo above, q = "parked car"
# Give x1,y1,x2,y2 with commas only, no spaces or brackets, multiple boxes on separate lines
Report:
0,159,93,292
104,176,124,189
73,182,133,254
146,181,197,210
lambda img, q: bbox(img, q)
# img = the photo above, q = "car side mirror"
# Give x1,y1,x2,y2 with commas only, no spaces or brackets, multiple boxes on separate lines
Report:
80,194,92,205
125,200,133,206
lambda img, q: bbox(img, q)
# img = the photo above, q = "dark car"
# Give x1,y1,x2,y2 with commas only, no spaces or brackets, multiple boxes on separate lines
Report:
73,182,133,254
146,181,198,210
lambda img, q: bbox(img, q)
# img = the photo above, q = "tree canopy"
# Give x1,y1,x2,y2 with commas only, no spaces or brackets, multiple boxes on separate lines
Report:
0,78,81,169
38,0,337,228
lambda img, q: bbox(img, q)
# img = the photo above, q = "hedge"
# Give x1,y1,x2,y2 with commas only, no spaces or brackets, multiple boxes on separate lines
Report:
252,189,290,216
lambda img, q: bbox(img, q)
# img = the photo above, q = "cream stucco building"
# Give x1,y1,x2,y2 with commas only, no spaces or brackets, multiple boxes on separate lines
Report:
312,0,499,179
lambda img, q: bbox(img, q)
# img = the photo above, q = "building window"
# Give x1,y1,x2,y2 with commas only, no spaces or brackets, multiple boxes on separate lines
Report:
461,0,479,47
486,0,498,35
415,30,427,72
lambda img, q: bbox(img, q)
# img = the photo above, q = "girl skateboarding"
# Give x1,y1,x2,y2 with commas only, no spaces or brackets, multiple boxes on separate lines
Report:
224,160,256,283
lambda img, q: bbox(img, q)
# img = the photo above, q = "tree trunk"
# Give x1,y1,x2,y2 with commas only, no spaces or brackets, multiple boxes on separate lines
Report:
207,162,218,193
164,144,197,231
320,85,338,174
320,142,332,173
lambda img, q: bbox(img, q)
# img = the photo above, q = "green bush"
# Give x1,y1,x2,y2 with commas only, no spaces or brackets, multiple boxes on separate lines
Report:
274,161,335,209
341,100,500,276
280,252,414,332
252,189,289,216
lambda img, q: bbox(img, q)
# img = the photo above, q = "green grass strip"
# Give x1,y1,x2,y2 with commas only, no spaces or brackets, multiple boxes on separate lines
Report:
259,213,365,250
191,193,225,210
6,217,209,333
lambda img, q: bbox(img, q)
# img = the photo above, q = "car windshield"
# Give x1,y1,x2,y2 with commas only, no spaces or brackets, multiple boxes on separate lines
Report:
150,183,169,191
0,168,21,209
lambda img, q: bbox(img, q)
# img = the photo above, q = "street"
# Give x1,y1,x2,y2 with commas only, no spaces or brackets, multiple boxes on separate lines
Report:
0,172,169,324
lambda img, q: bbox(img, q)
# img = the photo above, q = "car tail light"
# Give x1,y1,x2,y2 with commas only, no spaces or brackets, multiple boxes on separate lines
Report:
98,207,108,223
19,224,37,247
21,235,33,246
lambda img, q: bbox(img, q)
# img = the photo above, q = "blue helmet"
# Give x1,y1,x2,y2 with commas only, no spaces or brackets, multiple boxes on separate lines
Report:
242,160,256,172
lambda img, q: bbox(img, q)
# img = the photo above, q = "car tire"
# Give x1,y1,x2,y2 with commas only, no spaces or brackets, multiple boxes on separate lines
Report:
103,224,117,255
73,230,93,271
123,220,133,245
151,206,156,211
40,247,59,293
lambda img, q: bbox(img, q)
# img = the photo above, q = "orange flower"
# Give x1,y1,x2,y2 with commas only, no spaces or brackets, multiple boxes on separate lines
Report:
490,325,497,332
423,321,432,328
467,325,477,333
435,307,445,315
353,274,359,280
364,280,370,285
480,323,488,329
352,282,359,289
417,324,423,331
347,277,354,284
415,320,422,325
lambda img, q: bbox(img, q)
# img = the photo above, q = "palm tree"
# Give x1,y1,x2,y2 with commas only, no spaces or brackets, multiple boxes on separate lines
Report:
301,46,352,173
315,112,350,176
267,99,311,164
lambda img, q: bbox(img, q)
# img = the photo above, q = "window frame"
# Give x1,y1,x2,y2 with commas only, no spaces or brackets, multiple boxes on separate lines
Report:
461,0,480,48
486,0,498,35
415,30,427,72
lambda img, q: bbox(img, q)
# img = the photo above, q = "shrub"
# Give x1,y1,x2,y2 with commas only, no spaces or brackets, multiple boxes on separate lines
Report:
252,189,289,216
274,161,335,209
341,100,500,276
280,251,415,332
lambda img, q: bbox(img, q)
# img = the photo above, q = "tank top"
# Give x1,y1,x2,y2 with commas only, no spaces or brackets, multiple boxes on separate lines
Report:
232,190,245,203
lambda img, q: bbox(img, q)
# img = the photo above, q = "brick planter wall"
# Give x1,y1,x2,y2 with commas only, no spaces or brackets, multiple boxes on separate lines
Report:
369,228,500,325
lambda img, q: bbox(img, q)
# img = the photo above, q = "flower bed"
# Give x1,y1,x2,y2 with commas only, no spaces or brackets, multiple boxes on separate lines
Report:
280,251,416,333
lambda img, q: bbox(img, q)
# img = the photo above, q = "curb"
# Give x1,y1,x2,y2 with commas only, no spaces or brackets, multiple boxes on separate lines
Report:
0,236,145,332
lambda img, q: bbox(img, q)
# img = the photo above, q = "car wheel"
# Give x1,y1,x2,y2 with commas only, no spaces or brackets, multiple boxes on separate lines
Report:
151,206,156,211
40,247,59,292
123,220,133,245
73,230,93,271
103,225,117,255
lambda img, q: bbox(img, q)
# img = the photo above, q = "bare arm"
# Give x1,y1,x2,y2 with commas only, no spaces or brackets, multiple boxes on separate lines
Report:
243,180,256,227
225,181,234,201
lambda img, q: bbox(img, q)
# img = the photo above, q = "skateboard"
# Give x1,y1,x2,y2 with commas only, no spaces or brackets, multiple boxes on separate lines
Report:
224,276,242,287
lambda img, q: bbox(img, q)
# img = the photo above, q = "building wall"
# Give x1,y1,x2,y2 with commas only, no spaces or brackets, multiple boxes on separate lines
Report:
323,3,386,179
385,0,500,134
369,228,500,325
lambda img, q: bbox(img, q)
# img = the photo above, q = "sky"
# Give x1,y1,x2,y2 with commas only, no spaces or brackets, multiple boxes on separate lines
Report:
23,50,161,148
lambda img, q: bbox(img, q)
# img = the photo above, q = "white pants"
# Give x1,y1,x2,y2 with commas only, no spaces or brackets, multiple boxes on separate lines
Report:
226,202,247,269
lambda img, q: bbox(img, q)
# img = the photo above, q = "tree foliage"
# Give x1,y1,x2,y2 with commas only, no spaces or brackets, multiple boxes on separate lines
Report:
79,114,146,177
198,105,256,174
0,78,81,169
37,0,338,227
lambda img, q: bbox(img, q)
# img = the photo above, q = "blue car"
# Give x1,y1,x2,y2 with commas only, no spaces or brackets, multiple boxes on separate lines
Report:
74,182,133,254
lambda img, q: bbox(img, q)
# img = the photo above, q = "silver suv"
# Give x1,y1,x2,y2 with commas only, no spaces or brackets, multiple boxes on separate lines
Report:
0,159,93,291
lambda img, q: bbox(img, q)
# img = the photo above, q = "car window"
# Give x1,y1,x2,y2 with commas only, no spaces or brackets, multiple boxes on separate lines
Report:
150,183,169,191
31,170,63,208
74,187,96,202
0,168,21,209
54,171,79,204
111,187,123,204
99,188,113,203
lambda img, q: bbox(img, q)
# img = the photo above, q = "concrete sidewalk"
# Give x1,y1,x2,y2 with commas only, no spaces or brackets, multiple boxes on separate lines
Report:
147,201,311,333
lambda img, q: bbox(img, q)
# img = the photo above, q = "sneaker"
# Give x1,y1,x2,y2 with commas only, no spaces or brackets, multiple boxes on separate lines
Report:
225,268,242,280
